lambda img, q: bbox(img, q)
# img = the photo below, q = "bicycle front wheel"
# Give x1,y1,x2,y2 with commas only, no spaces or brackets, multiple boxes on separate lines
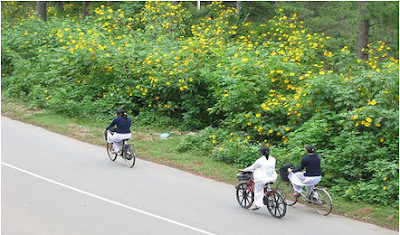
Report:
276,181,297,206
107,143,117,161
123,145,136,168
265,191,287,218
236,183,254,209
311,187,333,216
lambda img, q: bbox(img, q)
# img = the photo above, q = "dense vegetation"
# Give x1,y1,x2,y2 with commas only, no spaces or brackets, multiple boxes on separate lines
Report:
1,1,398,208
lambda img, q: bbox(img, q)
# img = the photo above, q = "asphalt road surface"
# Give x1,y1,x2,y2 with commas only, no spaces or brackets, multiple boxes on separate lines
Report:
2,116,397,235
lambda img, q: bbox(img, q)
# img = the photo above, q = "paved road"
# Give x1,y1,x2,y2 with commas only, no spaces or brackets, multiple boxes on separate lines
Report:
1,117,397,235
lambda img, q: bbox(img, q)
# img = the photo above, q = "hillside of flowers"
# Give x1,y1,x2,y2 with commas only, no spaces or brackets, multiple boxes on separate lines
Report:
1,2,398,207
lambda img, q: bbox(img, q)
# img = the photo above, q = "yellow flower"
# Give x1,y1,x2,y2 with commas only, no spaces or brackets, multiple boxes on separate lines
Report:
247,121,252,126
285,127,290,131
256,113,261,118
366,117,372,123
345,190,349,194
383,177,387,181
383,186,387,191
319,71,325,75
241,58,249,62
212,140,217,144
375,123,381,127
166,82,171,85
364,122,371,127
380,137,385,142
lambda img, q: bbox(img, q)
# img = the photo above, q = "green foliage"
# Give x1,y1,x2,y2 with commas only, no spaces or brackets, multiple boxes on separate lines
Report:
1,1,398,207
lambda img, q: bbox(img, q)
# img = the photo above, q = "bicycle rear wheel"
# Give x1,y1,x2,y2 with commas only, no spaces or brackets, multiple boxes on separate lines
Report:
276,181,297,206
236,183,254,209
265,191,287,218
107,143,117,161
311,187,333,216
123,144,136,168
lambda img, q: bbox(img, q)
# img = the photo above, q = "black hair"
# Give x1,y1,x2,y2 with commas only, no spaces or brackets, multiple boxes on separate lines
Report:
305,145,316,153
260,146,270,160
116,109,128,121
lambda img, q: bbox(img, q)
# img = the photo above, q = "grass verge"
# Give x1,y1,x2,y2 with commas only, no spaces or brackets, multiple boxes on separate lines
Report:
1,90,398,230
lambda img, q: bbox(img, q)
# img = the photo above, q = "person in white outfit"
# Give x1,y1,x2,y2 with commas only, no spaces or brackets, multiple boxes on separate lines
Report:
106,109,132,155
287,145,322,198
240,146,278,211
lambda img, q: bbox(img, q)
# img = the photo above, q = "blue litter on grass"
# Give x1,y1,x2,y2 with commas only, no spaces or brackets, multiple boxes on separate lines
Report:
160,133,171,138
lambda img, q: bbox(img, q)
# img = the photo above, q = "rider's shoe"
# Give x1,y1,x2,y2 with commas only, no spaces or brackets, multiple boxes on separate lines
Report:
292,192,301,198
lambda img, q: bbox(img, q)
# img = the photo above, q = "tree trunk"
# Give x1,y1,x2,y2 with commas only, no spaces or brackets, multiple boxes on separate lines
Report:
82,1,90,20
357,1,370,60
36,1,47,22
236,1,242,15
55,1,63,11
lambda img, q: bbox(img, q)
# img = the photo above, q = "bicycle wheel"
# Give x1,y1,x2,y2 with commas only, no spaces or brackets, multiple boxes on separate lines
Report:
236,183,254,209
311,187,333,216
123,144,136,168
107,143,117,161
265,191,287,218
276,181,297,206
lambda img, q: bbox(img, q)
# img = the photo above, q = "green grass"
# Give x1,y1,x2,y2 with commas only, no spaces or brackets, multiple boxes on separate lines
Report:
1,89,398,230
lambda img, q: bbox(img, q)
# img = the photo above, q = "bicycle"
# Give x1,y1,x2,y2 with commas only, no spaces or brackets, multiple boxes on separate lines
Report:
235,171,287,218
105,129,136,168
276,180,333,216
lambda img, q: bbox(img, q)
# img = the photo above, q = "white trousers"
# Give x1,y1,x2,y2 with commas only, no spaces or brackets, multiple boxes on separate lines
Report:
289,172,321,195
254,180,270,207
107,131,132,152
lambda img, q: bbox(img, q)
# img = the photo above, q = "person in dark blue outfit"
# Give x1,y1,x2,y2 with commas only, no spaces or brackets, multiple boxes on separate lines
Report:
106,109,132,155
287,145,322,197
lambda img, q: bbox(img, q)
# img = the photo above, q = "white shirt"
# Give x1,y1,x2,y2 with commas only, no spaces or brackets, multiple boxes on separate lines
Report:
243,156,278,182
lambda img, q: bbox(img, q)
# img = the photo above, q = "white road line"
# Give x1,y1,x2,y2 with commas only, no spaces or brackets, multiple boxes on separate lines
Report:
2,162,217,235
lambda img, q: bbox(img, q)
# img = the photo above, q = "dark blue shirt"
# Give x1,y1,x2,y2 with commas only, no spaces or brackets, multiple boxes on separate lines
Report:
106,116,131,134
293,153,321,177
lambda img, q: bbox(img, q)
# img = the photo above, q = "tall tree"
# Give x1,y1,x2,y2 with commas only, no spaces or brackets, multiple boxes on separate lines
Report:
82,1,90,20
357,1,369,60
36,1,47,22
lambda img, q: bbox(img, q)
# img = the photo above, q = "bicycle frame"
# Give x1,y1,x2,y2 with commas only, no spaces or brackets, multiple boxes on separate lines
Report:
247,179,278,196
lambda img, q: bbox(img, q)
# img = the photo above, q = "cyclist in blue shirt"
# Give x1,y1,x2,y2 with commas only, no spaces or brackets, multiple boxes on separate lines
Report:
106,109,132,155
287,145,322,198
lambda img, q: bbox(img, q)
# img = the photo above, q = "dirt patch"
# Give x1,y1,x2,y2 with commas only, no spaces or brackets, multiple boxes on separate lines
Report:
353,207,376,215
